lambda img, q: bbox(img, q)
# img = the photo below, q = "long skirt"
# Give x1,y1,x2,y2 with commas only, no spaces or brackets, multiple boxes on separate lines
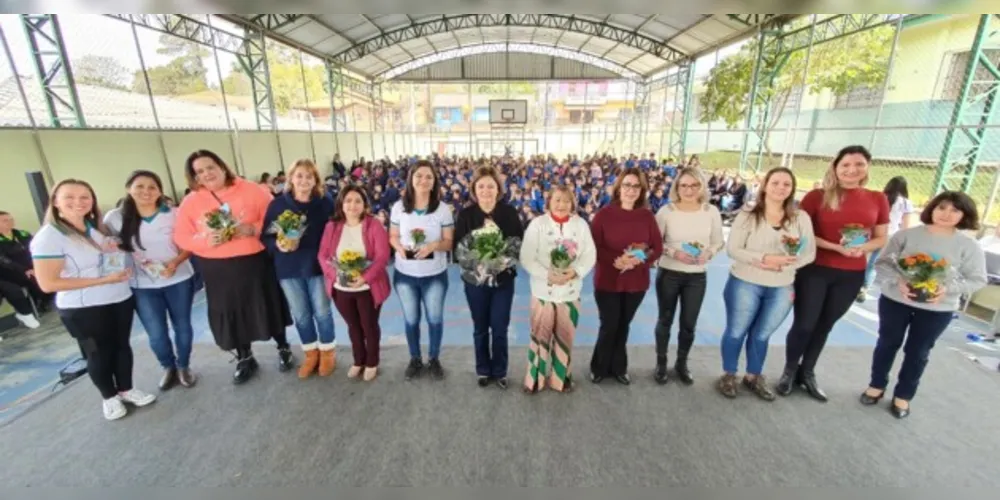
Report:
198,251,292,351
524,297,580,392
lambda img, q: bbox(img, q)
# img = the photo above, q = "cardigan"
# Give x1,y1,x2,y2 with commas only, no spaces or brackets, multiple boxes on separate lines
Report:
318,215,391,306
519,213,597,303
453,201,524,286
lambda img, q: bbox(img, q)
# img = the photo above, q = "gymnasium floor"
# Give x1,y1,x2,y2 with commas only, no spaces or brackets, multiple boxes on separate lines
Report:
1,254,999,486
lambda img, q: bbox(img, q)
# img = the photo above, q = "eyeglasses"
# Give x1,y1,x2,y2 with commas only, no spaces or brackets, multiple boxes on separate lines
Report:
678,183,701,190
621,183,642,190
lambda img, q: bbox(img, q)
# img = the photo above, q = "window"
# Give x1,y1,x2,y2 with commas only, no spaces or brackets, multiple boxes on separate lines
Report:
941,49,1000,101
833,86,885,109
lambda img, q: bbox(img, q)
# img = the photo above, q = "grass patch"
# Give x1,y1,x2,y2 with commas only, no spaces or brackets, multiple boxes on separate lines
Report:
697,150,1000,223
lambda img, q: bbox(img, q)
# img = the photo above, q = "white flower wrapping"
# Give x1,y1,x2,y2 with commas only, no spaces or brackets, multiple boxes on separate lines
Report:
455,223,521,287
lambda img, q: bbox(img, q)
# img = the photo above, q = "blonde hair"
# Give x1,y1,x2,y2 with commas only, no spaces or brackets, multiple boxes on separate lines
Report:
285,158,324,199
469,165,505,203
44,179,109,250
669,167,709,205
821,145,872,210
545,184,578,213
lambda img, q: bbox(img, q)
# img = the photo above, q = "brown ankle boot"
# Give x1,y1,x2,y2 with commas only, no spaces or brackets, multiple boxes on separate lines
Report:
318,350,337,376
298,350,319,379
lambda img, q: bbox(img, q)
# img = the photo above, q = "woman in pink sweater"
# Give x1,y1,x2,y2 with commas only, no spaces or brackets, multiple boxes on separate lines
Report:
173,150,294,384
318,185,391,381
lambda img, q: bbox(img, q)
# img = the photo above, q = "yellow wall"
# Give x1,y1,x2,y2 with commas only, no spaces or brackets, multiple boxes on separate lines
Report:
885,14,993,104
0,129,396,234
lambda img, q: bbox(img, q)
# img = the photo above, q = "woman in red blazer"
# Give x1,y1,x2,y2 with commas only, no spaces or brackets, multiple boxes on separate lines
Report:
318,185,391,381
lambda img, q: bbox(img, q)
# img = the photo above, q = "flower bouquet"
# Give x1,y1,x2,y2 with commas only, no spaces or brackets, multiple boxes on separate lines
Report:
455,223,521,287
681,241,704,257
138,258,167,279
840,223,869,249
621,243,649,274
896,252,950,303
781,234,806,256
550,239,578,270
335,249,370,288
204,207,238,244
405,228,432,260
269,209,307,251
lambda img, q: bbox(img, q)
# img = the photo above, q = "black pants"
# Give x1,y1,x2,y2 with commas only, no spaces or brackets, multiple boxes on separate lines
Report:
591,290,646,377
654,268,707,363
58,297,136,399
0,279,33,315
784,264,865,373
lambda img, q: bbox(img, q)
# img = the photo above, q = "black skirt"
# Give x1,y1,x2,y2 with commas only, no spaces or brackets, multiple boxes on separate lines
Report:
198,251,292,351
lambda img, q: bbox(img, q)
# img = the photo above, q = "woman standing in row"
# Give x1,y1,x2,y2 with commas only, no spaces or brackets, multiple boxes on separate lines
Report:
589,168,663,385
454,166,523,389
521,186,596,393
389,160,454,381
778,145,889,401
262,159,337,379
174,150,294,384
720,167,815,400
319,186,391,382
32,179,156,421
653,167,724,385
863,191,986,418
105,170,197,391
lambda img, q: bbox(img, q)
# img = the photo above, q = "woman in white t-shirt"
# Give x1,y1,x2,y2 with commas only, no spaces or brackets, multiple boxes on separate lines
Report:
860,176,914,301
31,179,156,421
105,170,197,392
389,160,455,382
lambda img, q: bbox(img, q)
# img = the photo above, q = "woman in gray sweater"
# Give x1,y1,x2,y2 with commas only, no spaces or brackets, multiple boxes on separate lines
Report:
862,191,987,419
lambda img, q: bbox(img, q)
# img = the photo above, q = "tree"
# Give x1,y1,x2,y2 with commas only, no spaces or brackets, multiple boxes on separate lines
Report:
73,55,130,90
698,18,893,164
132,34,210,95
220,46,328,114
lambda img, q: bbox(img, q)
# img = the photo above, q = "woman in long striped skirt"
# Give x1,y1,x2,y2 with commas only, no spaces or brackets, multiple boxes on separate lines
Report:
520,186,596,393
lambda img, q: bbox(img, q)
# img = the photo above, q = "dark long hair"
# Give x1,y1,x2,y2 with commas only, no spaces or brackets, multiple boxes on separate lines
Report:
402,160,441,214
611,167,649,209
331,185,371,223
184,149,236,191
43,179,108,250
883,176,909,208
118,170,165,252
746,167,797,230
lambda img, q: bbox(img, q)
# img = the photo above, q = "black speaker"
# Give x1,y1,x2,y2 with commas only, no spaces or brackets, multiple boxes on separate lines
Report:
25,171,48,225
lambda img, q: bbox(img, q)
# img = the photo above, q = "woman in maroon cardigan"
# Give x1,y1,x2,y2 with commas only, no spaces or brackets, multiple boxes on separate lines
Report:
318,186,391,382
589,167,663,385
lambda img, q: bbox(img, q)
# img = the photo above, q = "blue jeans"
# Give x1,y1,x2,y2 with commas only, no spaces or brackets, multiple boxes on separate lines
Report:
464,280,515,378
132,278,196,370
393,270,448,360
721,274,794,375
864,249,881,288
280,276,335,346
870,295,953,400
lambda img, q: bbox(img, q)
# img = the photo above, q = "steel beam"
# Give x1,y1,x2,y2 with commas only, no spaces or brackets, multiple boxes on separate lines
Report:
933,14,1000,194
629,80,650,154
20,14,85,127
738,26,787,174
779,14,910,55
106,15,245,55
330,14,689,67
237,29,277,131
246,15,302,31
727,14,780,28
659,63,694,160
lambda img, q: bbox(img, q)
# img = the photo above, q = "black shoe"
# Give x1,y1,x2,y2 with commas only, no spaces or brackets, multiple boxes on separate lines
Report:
799,372,828,402
674,361,694,385
404,358,424,380
890,399,910,419
615,374,632,386
776,369,796,396
588,372,604,384
158,368,177,391
495,377,508,390
427,359,445,380
654,363,669,385
859,389,884,406
233,356,258,384
477,376,491,387
277,347,295,372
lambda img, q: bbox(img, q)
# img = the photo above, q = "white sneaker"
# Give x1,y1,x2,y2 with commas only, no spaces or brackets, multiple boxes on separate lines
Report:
103,397,127,421
118,388,156,407
15,313,39,329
